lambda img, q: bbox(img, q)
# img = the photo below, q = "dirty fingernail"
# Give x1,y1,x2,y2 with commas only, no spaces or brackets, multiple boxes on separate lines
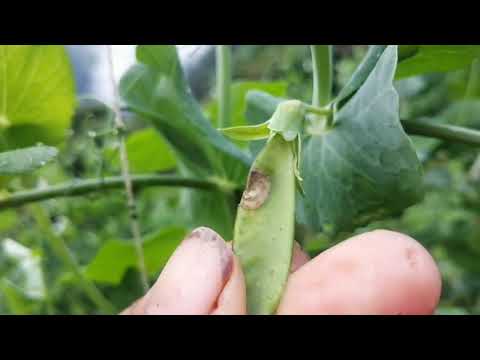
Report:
143,227,233,315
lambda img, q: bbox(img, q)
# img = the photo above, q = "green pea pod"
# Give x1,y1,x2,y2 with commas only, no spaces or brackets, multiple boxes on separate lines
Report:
233,133,296,315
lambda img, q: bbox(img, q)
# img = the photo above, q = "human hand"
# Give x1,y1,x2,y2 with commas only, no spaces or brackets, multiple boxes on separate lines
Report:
121,227,442,315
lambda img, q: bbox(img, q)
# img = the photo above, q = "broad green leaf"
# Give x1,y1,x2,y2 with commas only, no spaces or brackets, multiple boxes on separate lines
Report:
120,45,250,239
85,227,187,285
120,45,250,183
245,90,283,126
335,45,388,108
143,227,187,273
398,45,419,61
111,128,177,173
0,45,76,149
300,46,424,236
445,61,480,100
245,47,425,236
0,145,58,175
205,81,288,128
396,45,480,79
84,240,135,284
0,239,45,300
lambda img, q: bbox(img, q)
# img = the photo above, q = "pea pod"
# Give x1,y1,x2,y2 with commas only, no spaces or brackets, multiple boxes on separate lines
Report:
233,133,296,314
223,100,306,315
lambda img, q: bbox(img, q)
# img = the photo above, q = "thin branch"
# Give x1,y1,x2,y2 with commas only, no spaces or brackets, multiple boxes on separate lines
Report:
0,175,226,211
106,45,147,292
401,119,480,147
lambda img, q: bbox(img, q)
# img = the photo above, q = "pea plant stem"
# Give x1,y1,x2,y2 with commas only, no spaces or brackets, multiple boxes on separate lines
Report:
304,104,333,117
30,204,116,314
0,175,229,211
402,119,480,147
310,45,333,107
106,45,148,292
216,45,232,129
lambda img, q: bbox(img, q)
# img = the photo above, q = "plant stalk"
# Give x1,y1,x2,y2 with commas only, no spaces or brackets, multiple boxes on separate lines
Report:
0,174,225,211
402,119,480,147
106,45,149,292
310,45,333,107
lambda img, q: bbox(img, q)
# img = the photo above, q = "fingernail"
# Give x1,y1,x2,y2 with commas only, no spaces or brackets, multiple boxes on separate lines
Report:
143,227,233,315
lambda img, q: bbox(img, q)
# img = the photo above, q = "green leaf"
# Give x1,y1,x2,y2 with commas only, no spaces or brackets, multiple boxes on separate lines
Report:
120,45,250,239
396,45,480,79
245,48,425,236
111,128,177,173
300,46,424,236
0,209,18,232
85,227,187,285
0,145,58,175
143,227,187,274
205,81,288,128
120,45,250,183
335,45,388,108
0,45,76,149
245,90,282,125
220,122,270,141
84,240,135,285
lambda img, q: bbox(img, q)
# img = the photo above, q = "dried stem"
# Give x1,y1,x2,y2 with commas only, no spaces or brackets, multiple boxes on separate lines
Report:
106,45,149,292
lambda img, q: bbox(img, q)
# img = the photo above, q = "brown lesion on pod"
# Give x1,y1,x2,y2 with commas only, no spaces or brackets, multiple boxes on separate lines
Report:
240,169,271,210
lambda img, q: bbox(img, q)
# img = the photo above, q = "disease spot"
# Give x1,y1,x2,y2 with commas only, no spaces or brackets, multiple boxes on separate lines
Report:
240,170,271,210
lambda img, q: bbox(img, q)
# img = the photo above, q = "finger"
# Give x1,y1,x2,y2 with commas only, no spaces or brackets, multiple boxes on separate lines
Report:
209,241,307,315
121,240,342,315
291,242,310,273
277,230,442,315
120,297,146,315
126,227,234,315
210,256,247,315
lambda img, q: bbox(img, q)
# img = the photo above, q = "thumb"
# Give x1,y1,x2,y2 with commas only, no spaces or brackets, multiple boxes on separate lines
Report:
122,227,246,315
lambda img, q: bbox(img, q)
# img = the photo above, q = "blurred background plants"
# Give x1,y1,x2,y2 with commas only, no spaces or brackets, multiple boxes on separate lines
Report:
1,45,480,315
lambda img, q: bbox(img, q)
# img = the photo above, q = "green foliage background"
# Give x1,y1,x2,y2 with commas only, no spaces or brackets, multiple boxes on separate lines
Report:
1,45,480,315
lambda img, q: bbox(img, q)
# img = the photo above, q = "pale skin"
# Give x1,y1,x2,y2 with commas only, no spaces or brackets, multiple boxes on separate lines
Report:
122,227,442,315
